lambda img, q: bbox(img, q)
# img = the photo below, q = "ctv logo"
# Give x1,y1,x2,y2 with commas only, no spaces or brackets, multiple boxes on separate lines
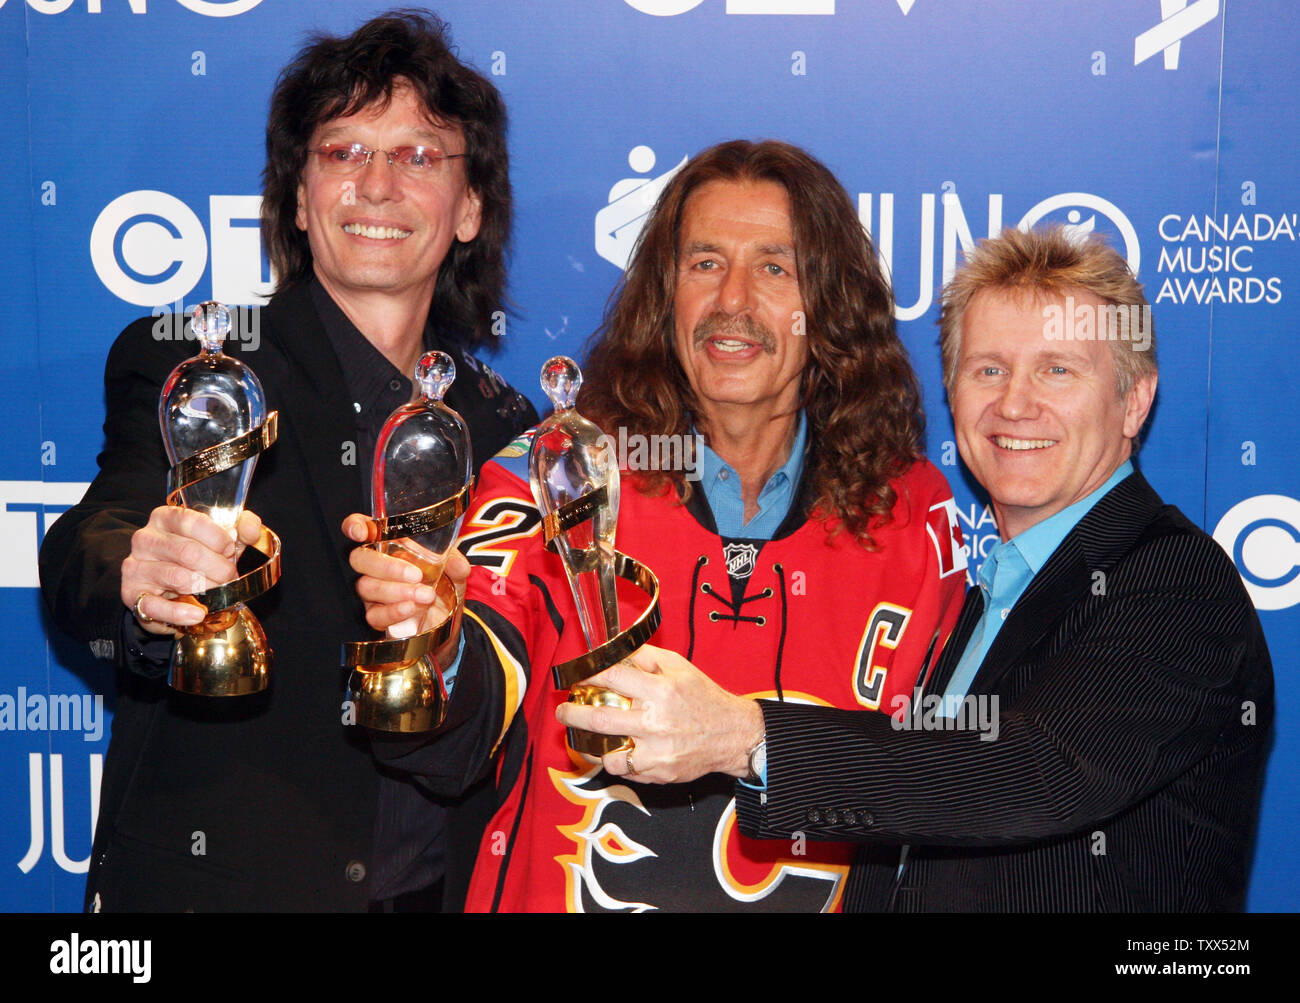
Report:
1135,1,1220,69
0,481,90,588
90,190,272,308
0,0,263,15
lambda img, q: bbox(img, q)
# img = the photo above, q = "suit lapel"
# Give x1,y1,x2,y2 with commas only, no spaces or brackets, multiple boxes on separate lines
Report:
953,472,1165,697
924,585,984,697
969,535,1089,695
260,282,366,587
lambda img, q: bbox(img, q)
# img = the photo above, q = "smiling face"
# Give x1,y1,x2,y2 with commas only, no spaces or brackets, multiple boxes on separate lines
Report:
950,288,1157,541
294,80,481,314
672,179,809,426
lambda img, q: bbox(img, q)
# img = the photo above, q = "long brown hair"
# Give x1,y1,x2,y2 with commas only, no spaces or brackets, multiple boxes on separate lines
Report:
579,140,923,545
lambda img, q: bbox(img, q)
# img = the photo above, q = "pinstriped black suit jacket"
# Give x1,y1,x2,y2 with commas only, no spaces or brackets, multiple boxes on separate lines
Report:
735,471,1273,911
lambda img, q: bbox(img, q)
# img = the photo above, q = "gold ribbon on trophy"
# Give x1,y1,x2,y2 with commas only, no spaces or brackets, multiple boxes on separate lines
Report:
544,491,661,754
544,489,661,693
342,485,468,732
529,358,662,758
165,414,282,619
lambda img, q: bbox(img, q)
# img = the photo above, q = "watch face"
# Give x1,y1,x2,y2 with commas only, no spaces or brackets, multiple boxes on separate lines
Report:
750,739,767,783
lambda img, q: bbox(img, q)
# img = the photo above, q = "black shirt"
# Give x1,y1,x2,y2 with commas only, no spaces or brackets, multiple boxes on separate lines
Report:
309,278,537,901
130,279,537,903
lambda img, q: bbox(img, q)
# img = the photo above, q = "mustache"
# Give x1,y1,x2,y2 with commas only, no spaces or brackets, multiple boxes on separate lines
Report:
692,312,777,354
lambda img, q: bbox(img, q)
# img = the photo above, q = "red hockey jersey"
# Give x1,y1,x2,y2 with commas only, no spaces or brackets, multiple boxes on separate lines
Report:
444,437,966,912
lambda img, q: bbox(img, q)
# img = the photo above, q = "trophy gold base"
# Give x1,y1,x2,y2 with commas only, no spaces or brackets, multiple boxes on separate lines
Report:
343,574,459,734
347,656,446,733
169,603,270,696
547,551,662,760
567,684,632,757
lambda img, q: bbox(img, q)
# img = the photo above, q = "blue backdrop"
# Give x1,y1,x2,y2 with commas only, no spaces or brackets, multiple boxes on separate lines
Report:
2,0,1295,911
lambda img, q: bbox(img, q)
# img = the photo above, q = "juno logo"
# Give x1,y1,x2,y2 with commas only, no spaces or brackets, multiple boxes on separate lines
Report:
176,0,263,13
18,753,102,875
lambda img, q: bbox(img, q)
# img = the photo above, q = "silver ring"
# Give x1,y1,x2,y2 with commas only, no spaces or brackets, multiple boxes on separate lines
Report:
134,592,155,625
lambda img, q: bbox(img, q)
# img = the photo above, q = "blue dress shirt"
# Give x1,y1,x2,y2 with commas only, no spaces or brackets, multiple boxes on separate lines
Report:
940,460,1135,713
698,411,807,540
446,412,809,695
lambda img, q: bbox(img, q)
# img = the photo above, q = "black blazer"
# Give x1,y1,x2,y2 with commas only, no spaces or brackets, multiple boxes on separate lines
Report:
735,471,1274,911
39,281,533,911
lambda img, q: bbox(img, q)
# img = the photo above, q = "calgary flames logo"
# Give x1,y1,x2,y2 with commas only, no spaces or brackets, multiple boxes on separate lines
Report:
551,692,852,912
553,768,659,912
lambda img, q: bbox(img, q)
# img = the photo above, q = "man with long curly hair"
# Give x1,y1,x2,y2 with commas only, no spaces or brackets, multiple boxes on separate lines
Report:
360,139,966,911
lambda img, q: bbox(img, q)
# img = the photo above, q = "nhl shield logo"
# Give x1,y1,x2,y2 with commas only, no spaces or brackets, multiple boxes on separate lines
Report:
723,542,759,580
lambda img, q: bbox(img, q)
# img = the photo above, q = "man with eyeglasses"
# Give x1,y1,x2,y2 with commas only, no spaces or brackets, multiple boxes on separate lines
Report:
39,11,535,912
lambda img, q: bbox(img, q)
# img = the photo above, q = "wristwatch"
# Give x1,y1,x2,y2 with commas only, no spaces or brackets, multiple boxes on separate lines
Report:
745,735,767,784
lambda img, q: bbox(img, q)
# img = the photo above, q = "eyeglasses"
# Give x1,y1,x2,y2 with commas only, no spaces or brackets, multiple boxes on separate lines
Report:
309,143,468,178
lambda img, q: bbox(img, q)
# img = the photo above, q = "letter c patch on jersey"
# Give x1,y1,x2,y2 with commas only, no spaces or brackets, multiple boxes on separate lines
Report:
853,603,912,709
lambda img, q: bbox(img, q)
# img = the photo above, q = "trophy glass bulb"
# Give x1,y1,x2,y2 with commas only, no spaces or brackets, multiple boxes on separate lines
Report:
416,350,456,403
160,301,266,531
372,353,473,635
529,358,621,650
191,301,231,355
540,356,582,412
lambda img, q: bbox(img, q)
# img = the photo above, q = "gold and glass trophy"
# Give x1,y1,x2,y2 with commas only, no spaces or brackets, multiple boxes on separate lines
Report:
159,301,281,695
528,356,660,756
343,351,471,732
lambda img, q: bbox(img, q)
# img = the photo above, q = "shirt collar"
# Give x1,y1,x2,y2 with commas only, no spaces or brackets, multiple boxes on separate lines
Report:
310,276,409,409
698,410,808,497
1008,459,1135,574
310,275,464,411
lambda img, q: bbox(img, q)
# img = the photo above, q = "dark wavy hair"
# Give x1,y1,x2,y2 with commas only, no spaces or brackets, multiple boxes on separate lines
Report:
261,9,509,347
579,140,923,546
